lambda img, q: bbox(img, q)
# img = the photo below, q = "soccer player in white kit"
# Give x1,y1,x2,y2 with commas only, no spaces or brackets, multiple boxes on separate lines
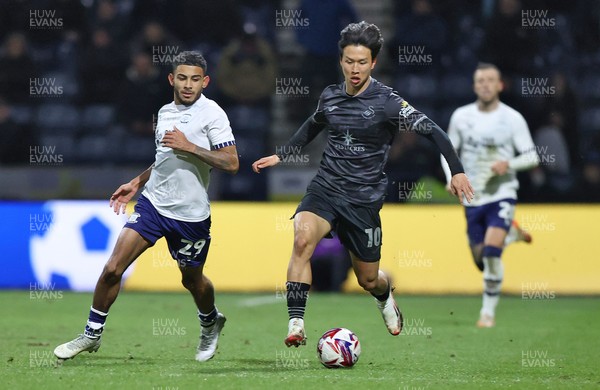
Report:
442,63,539,328
54,51,239,361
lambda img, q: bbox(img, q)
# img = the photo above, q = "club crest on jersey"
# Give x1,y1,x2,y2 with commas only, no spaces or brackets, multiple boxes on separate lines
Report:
361,106,375,119
180,113,192,123
399,100,415,118
128,212,140,224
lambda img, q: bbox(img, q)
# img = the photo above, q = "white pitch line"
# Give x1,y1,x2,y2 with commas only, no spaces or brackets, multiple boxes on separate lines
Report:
237,295,282,307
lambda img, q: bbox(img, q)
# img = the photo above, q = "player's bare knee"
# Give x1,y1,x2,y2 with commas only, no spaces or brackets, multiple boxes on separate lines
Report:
181,276,196,291
293,234,315,257
357,275,378,292
101,262,123,285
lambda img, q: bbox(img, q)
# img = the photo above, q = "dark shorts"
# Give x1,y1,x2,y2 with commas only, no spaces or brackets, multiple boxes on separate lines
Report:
124,194,211,268
465,198,516,246
295,191,382,262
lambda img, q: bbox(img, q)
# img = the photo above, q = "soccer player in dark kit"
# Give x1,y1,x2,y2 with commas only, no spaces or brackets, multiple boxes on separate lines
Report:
252,22,474,347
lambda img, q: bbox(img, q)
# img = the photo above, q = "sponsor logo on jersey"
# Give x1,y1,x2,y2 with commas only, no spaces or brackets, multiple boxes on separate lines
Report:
399,100,415,118
343,129,355,146
180,113,192,123
335,129,365,152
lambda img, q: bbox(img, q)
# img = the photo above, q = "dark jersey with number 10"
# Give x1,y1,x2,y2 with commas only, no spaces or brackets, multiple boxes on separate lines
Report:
278,77,464,207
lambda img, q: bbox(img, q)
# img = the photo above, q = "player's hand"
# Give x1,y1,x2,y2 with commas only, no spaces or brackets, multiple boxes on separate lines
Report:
491,160,509,176
252,154,281,173
161,126,193,153
109,182,138,215
450,173,475,204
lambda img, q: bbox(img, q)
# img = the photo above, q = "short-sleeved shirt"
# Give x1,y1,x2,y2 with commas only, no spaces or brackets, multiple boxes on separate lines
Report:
142,94,235,222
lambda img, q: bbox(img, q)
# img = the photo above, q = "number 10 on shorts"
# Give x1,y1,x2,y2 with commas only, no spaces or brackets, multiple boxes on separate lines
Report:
364,227,381,248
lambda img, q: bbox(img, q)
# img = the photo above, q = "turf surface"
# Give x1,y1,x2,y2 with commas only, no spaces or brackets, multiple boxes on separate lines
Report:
1,291,598,389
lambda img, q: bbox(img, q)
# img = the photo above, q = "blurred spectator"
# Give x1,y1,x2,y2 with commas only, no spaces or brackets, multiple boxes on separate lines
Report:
215,25,277,201
131,20,182,81
117,51,168,136
239,0,278,44
0,33,36,104
79,27,127,104
390,0,448,73
542,72,580,167
529,111,573,199
130,0,183,41
89,0,130,42
0,96,32,164
216,26,277,108
481,0,540,75
295,0,358,118
131,20,180,57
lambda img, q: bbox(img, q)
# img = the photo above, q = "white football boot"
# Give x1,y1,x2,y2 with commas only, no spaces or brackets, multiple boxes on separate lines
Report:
284,318,306,347
54,334,101,360
195,313,226,362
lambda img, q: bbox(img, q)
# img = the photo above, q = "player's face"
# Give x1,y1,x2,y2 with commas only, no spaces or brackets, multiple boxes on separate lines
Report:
340,45,376,95
473,68,503,104
168,65,210,106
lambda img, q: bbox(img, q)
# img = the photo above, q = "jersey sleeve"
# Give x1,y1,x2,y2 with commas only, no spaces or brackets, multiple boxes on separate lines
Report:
440,110,462,183
509,111,539,170
208,108,236,150
386,92,464,176
384,91,427,132
511,112,535,154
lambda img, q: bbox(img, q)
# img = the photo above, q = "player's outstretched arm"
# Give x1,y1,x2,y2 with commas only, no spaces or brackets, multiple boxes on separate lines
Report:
449,173,474,204
252,155,281,173
253,116,324,174
161,127,239,174
109,164,154,215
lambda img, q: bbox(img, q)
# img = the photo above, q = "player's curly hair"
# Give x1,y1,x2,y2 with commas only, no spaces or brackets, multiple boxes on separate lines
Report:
171,50,207,74
338,21,384,60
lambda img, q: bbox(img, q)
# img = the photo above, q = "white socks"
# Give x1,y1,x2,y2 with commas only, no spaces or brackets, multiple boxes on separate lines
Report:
481,255,504,318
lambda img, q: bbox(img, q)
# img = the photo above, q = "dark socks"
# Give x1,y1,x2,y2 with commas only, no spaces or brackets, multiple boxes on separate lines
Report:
198,307,218,326
286,281,310,320
372,281,390,302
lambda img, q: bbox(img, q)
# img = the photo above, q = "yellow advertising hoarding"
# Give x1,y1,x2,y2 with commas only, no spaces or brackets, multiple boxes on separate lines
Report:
123,203,600,295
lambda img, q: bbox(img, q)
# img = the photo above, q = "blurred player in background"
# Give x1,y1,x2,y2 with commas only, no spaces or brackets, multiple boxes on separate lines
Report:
441,63,538,328
54,51,238,361
253,21,474,347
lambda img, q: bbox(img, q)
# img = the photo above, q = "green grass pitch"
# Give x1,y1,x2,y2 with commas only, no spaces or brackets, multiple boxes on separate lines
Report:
1,291,599,389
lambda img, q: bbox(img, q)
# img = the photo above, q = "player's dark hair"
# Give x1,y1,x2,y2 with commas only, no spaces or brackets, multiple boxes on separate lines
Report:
338,21,384,60
475,62,502,78
171,50,207,74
